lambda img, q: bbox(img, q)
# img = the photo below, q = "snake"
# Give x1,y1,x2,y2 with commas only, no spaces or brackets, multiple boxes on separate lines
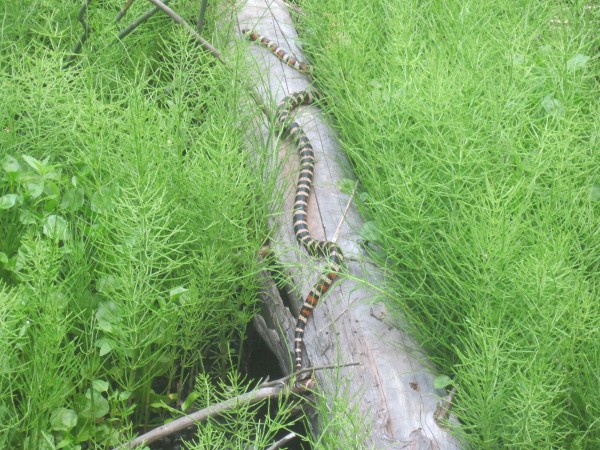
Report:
242,29,344,372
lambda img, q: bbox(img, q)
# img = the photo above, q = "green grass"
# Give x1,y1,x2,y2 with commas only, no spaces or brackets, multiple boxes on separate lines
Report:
300,0,599,447
0,1,372,448
0,1,273,447
3,0,598,448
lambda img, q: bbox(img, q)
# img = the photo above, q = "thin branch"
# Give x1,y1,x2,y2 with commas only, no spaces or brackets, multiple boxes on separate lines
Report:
259,362,361,388
120,362,359,448
115,0,136,23
332,179,359,244
146,0,273,121
434,386,457,427
265,432,297,450
274,0,303,17
146,0,223,60
116,0,172,40
197,0,209,35
123,383,302,448
63,0,93,69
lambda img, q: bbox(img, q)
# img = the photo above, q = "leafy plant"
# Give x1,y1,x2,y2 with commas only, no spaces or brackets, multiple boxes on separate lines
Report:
0,1,266,447
183,372,302,450
301,0,600,447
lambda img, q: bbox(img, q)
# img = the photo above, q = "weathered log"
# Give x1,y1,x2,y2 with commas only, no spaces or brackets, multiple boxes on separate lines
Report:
238,0,462,448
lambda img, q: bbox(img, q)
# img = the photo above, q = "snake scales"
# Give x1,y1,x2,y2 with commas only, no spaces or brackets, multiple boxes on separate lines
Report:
243,29,344,372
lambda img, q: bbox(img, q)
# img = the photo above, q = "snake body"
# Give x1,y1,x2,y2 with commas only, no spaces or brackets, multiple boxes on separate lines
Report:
242,30,313,75
243,29,344,372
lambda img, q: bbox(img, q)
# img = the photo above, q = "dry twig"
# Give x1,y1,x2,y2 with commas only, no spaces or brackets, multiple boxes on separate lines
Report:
63,0,93,69
146,0,273,121
332,179,359,244
120,362,359,448
265,432,297,450
115,0,136,23
146,0,222,60
117,0,171,40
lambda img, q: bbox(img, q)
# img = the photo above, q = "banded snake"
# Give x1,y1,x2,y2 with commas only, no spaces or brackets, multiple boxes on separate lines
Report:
243,29,344,373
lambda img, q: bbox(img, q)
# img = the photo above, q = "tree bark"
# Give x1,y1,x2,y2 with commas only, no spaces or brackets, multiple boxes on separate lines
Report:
238,1,462,448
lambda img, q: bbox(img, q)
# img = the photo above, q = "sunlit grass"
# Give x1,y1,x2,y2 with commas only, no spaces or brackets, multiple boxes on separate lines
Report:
301,0,600,447
0,1,269,447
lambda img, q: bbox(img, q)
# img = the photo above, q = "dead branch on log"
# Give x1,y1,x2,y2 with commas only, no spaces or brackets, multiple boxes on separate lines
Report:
146,0,222,60
63,0,92,69
265,432,297,450
332,179,359,245
120,363,359,449
434,386,458,428
259,362,361,388
117,0,172,40
147,0,273,120
115,0,136,23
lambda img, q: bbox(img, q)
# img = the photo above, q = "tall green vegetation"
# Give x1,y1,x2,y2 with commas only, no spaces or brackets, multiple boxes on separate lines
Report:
301,0,599,447
0,1,267,447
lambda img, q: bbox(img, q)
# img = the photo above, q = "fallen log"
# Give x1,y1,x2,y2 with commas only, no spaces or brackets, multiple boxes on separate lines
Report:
237,0,462,448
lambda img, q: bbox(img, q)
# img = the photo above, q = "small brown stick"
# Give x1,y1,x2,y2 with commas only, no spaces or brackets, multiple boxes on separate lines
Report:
120,362,359,449
63,0,93,69
332,179,359,245
146,0,273,121
265,432,297,450
115,0,136,23
116,0,172,40
146,0,223,60
259,361,361,388
434,386,457,427
123,384,301,448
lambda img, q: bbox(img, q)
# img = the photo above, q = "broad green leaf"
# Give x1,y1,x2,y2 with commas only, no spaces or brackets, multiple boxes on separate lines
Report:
23,176,45,198
359,221,381,242
80,389,109,419
37,431,55,450
91,186,117,215
95,301,120,332
434,374,453,389
567,53,590,72
44,181,61,199
0,194,17,209
43,215,69,241
169,286,188,298
0,252,8,265
2,155,21,173
22,154,45,174
96,338,112,356
44,197,59,212
96,275,118,294
542,94,564,116
74,420,92,441
55,438,74,449
92,379,109,393
19,209,38,225
60,187,85,211
50,407,78,431
150,402,171,410
181,391,200,412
